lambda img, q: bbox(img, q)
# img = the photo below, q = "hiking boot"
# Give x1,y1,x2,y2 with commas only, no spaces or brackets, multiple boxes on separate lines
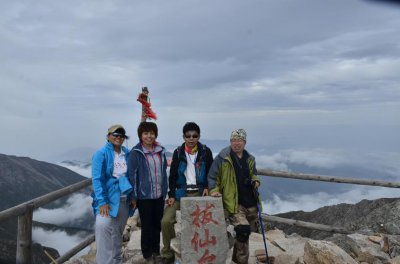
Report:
161,257,175,264
153,253,163,264
145,257,155,264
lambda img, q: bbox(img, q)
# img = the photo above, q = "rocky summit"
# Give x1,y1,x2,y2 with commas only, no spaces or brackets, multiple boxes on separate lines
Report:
66,197,400,264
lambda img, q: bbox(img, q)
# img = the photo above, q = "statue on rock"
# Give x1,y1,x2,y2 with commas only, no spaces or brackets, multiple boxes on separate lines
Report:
137,86,157,122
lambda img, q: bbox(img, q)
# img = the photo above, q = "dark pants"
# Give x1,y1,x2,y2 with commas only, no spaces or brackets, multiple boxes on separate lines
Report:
137,197,164,259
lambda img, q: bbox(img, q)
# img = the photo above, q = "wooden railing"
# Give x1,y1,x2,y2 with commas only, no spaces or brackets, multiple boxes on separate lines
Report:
258,169,400,188
0,178,92,264
257,169,400,234
0,170,399,263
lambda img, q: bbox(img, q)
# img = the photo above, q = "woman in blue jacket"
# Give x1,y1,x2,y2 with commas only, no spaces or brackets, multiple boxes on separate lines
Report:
91,124,134,264
127,122,168,264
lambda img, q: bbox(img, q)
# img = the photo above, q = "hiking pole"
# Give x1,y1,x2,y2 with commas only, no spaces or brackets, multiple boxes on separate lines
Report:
253,184,271,264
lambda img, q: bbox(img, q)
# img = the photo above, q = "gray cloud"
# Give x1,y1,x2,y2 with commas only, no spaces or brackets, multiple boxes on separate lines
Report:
264,185,400,214
33,227,90,256
33,194,92,225
0,0,399,161
257,148,400,179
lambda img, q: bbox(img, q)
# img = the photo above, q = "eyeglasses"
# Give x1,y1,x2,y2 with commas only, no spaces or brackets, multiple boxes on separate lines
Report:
111,133,127,139
184,134,199,139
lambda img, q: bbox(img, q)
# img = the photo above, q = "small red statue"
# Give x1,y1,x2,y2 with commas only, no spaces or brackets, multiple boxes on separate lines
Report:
137,86,157,122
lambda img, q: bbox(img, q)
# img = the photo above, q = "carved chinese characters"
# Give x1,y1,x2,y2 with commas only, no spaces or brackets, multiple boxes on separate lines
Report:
181,197,229,264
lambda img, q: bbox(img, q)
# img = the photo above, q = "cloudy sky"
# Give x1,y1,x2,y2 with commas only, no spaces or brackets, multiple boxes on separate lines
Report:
1,0,399,162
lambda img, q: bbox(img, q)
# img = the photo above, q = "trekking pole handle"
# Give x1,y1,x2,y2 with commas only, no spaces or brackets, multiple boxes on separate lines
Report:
252,181,260,198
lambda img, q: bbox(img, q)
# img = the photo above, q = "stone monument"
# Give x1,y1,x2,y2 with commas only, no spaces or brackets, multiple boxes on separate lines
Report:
180,197,229,264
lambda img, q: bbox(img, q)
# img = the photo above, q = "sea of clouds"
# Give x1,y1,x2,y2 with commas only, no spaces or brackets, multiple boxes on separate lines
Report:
54,147,400,216
256,148,400,213
33,147,400,255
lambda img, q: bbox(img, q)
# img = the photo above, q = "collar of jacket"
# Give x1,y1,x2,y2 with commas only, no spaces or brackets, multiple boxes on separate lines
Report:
219,146,252,164
133,142,165,155
105,141,128,154
179,142,205,161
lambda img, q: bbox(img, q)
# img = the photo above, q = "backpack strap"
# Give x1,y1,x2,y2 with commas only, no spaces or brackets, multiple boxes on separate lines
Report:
197,144,207,162
176,146,181,160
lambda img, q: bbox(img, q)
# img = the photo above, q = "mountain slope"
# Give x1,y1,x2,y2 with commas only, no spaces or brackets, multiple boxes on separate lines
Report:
270,197,400,239
0,153,87,211
0,153,89,263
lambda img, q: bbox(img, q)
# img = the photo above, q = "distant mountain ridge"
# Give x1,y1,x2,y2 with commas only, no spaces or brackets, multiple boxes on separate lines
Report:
0,153,87,211
270,197,400,240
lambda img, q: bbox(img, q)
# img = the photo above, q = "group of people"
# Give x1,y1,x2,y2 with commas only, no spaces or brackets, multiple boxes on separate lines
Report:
91,121,262,264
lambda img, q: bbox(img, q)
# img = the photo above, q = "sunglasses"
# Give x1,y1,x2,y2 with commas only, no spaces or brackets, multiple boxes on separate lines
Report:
184,134,199,139
111,133,127,139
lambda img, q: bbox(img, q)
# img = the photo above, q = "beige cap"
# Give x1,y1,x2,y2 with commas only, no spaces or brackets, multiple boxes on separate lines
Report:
107,124,126,134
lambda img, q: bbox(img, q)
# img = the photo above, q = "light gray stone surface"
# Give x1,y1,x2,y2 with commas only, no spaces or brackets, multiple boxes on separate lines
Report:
253,232,308,264
347,233,391,263
273,234,307,257
391,256,400,264
304,240,358,264
180,197,229,264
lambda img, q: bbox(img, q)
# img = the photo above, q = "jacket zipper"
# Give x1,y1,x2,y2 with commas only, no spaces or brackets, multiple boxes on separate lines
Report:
150,152,158,198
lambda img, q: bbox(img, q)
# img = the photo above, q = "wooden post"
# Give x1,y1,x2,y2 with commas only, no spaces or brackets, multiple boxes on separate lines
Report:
16,203,34,264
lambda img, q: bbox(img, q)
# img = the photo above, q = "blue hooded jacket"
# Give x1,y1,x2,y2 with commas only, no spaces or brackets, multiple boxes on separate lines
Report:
127,142,168,200
91,142,134,218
